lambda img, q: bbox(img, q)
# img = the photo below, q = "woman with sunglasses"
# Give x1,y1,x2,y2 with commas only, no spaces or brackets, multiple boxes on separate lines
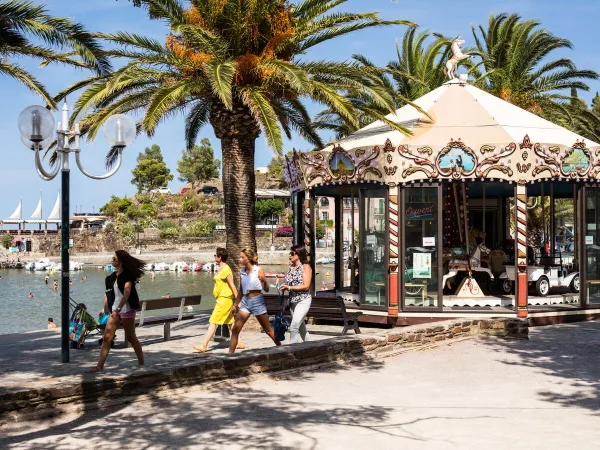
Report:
193,247,244,352
86,250,145,372
229,248,281,353
280,245,313,344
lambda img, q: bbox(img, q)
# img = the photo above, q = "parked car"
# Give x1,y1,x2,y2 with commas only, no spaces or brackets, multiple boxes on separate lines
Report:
198,186,219,195
151,186,171,194
179,187,191,195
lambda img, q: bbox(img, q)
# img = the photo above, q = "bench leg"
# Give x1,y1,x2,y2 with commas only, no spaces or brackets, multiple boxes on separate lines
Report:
164,323,171,341
353,320,361,334
341,322,349,335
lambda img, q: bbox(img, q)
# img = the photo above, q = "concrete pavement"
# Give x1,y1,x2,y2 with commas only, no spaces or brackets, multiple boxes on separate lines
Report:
1,321,598,449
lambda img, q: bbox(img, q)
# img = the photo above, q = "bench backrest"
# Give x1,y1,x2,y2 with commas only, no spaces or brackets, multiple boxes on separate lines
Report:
141,295,202,311
308,297,346,318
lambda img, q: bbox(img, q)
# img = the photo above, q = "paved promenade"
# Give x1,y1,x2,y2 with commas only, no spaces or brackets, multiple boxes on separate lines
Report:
1,321,599,449
0,312,362,392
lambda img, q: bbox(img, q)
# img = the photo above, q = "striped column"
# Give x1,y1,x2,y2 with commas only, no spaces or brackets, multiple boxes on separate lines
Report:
388,186,399,316
515,184,528,318
303,191,313,264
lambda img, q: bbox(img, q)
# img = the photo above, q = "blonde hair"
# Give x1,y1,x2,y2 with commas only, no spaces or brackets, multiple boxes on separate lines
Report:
241,248,258,265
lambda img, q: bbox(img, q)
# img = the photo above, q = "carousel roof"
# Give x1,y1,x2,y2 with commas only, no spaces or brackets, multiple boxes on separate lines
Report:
283,78,600,190
323,78,600,150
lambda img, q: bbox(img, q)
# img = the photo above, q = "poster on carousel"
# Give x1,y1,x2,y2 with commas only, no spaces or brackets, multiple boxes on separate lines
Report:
413,253,431,278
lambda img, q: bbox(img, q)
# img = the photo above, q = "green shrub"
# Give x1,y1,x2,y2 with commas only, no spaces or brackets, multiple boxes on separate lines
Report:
126,206,144,220
182,220,218,237
135,193,153,204
155,196,167,207
2,233,13,249
119,223,135,239
182,195,201,213
140,203,158,217
159,227,180,239
157,219,177,229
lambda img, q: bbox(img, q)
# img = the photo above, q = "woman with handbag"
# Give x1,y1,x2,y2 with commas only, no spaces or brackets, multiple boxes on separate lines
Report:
86,250,145,372
280,245,313,344
193,247,244,352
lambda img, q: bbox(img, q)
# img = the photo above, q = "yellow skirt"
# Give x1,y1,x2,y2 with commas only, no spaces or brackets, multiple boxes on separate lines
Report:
209,295,235,325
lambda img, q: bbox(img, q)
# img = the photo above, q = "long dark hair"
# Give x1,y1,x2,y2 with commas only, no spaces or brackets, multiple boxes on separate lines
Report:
115,250,145,281
291,244,308,264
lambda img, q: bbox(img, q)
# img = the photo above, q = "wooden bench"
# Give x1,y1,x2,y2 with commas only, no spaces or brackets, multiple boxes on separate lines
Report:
99,295,202,346
265,294,362,335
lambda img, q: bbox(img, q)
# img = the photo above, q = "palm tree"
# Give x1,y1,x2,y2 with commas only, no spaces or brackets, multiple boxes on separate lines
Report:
60,0,414,269
0,0,111,108
469,13,598,129
315,29,451,139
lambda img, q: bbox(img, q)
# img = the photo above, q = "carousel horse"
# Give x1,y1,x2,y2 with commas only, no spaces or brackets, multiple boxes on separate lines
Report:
443,233,494,292
444,37,473,80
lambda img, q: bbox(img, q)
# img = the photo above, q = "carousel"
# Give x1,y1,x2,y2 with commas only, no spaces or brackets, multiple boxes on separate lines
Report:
284,61,600,325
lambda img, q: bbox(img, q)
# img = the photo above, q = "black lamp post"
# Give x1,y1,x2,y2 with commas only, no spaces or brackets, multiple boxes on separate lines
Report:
18,101,137,363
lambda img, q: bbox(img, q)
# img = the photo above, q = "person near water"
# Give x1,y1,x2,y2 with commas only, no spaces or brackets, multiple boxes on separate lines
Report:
193,248,244,353
53,280,58,290
162,293,171,298
45,275,49,285
28,292,33,298
280,245,313,344
86,250,145,373
228,248,281,353
47,318,57,329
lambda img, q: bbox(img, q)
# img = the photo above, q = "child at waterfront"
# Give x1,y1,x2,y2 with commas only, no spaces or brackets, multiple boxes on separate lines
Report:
86,250,145,373
47,318,56,329
193,248,244,353
228,248,281,353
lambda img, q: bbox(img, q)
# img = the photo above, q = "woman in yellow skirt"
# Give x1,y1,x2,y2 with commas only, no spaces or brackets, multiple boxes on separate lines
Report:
193,247,244,352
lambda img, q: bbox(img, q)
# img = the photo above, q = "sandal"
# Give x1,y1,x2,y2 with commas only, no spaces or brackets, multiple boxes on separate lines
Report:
236,342,246,350
193,344,208,353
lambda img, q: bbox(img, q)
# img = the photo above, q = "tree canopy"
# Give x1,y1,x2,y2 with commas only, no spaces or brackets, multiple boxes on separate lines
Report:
177,138,221,186
131,158,173,192
255,198,285,221
137,144,164,163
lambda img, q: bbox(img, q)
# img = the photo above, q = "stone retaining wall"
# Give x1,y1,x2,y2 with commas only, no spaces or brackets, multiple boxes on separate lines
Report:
0,318,527,422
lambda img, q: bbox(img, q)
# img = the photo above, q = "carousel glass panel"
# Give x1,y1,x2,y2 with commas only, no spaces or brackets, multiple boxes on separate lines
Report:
360,189,386,307
585,189,600,304
404,187,438,307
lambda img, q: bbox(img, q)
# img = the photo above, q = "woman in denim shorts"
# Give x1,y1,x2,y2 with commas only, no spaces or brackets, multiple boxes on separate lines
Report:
229,248,281,353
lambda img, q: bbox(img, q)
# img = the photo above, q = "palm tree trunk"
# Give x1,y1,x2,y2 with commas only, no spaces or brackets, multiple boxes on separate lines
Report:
221,135,257,281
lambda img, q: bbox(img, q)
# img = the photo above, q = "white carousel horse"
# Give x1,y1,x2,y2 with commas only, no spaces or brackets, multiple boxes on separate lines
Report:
444,37,473,80
443,244,494,292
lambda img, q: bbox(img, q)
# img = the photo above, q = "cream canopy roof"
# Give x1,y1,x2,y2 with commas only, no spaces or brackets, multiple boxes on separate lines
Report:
284,79,600,191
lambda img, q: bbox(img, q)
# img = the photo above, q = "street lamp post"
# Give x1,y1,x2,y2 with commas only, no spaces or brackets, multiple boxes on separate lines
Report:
19,101,136,363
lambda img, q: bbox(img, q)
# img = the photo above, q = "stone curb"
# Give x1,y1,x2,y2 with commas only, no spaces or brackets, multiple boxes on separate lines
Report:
0,317,527,423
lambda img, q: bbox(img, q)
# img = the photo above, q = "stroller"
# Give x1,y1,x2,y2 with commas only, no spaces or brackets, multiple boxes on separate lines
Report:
69,298,101,349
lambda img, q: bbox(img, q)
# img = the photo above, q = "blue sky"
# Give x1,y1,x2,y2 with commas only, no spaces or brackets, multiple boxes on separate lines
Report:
2,0,600,220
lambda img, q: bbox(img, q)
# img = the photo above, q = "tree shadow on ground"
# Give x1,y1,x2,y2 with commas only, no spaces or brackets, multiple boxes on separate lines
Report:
0,382,494,449
476,321,600,413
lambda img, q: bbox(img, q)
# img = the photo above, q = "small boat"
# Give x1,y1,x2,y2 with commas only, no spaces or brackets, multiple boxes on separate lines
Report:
71,261,84,271
154,262,169,271
183,265,190,272
169,261,188,272
193,263,203,272
202,262,216,272
104,264,115,271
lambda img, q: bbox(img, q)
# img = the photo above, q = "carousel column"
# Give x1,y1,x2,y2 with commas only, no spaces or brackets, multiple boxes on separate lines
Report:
515,184,528,318
304,190,316,295
388,186,399,316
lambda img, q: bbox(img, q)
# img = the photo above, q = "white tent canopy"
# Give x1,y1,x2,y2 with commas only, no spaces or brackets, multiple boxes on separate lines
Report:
9,199,22,220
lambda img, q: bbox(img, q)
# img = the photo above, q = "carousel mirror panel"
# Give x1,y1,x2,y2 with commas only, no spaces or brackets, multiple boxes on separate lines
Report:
360,188,387,307
585,189,600,304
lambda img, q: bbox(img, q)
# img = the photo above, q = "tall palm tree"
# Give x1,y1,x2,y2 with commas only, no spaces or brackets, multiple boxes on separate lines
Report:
315,29,451,139
0,0,111,108
60,0,414,268
469,13,598,128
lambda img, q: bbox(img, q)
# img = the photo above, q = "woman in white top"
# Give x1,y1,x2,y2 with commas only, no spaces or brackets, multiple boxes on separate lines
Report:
229,248,281,353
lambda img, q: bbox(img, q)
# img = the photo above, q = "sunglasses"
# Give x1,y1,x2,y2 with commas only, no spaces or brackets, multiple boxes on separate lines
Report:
289,252,297,256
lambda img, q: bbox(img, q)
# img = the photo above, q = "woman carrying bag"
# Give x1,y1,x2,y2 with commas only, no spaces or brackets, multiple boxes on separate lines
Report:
86,250,145,373
193,247,245,352
280,245,313,344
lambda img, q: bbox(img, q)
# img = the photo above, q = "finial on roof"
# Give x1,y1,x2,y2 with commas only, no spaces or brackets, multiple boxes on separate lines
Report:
444,36,473,81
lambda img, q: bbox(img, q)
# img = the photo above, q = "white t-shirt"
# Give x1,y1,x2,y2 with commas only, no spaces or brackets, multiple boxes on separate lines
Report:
112,282,131,314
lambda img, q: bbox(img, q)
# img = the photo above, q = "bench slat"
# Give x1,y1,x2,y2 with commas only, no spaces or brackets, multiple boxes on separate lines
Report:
142,295,201,311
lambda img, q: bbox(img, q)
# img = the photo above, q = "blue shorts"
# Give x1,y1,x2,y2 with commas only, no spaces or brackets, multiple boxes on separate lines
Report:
240,295,267,316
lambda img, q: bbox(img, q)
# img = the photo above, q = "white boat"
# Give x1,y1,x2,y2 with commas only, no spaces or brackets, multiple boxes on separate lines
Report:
202,262,217,272
71,261,84,271
169,261,188,272
315,256,335,264
153,262,169,271
33,258,52,271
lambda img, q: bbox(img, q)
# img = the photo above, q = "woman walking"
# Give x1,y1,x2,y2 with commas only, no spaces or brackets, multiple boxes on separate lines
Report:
280,245,313,344
86,250,145,372
194,247,244,352
229,248,281,353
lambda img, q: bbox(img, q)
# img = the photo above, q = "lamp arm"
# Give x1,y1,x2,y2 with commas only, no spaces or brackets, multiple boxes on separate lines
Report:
74,148,123,180
34,147,60,181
